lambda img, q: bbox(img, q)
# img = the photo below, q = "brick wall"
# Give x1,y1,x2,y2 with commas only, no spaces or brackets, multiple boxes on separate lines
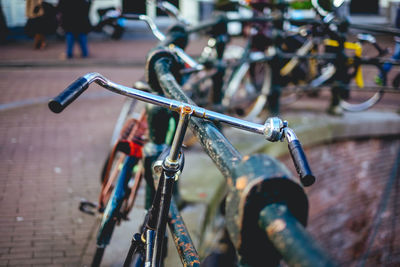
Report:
280,137,400,266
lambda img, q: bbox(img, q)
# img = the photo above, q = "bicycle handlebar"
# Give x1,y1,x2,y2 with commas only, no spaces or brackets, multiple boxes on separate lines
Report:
157,1,190,26
121,14,166,41
48,76,90,113
48,70,315,186
49,72,265,135
285,128,315,186
120,14,202,69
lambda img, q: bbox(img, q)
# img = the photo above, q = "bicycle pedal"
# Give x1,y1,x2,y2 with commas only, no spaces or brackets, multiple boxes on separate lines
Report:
79,199,98,216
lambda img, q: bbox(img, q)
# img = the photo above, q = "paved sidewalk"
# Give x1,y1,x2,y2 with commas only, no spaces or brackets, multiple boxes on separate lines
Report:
0,66,139,267
0,32,211,68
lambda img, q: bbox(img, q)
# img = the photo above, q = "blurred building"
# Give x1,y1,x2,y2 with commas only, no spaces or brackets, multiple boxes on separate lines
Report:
1,0,400,29
0,0,210,28
0,0,121,28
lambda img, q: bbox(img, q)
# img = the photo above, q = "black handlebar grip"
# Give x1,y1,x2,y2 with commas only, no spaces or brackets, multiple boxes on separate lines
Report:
48,77,89,113
288,140,316,187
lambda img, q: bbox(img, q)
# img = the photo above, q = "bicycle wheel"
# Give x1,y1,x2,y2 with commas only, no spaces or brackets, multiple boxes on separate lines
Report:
340,61,384,112
102,105,148,184
100,112,147,209
109,81,149,147
93,155,141,267
92,115,147,266
109,98,137,147
223,58,272,120
279,38,320,107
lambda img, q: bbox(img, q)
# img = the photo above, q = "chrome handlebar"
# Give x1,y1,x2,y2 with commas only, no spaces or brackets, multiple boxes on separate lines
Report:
49,72,315,186
49,72,292,142
120,14,202,69
122,14,166,41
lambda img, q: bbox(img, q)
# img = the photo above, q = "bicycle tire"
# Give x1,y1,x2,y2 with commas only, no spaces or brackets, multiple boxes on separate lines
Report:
110,97,138,147
340,64,385,112
340,90,384,112
99,111,147,205
278,38,319,107
92,113,147,266
91,246,105,267
92,155,140,267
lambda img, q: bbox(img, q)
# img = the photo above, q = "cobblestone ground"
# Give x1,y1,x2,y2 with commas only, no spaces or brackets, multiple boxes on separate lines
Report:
0,66,143,266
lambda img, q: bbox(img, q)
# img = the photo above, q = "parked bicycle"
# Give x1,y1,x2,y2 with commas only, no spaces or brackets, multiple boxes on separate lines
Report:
93,7,125,40
48,41,340,265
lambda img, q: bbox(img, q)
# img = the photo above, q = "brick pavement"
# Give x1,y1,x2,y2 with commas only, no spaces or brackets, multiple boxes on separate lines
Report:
0,65,142,266
0,33,210,67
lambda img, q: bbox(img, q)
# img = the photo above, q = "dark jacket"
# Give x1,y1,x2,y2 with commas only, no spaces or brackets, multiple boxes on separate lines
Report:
25,2,57,37
58,0,91,34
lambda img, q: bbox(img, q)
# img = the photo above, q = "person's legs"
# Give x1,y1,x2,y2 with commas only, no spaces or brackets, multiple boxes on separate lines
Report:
378,41,400,85
37,33,46,49
65,32,75,58
33,34,40,49
77,33,89,58
392,41,400,59
33,33,43,49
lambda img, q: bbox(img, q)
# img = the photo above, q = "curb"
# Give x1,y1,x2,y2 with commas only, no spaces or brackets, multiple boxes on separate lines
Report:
0,60,146,68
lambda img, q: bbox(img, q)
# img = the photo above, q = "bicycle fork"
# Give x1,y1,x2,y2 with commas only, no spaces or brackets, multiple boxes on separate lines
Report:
128,106,191,267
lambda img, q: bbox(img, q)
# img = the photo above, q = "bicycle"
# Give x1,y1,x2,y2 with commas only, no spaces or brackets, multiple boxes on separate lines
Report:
277,23,396,112
73,11,228,265
79,53,184,267
74,8,224,265
48,44,340,266
220,2,400,116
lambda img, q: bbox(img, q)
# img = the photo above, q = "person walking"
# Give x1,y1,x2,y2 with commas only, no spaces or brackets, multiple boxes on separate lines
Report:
25,0,46,49
25,0,57,49
376,7,400,86
57,0,92,58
